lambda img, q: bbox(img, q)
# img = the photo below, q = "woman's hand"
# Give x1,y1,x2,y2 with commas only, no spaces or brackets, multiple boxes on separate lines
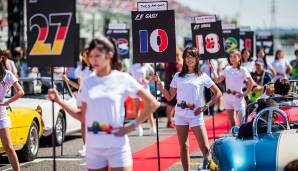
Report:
0,101,8,106
113,122,137,136
151,74,162,86
48,88,61,103
62,75,69,83
194,105,208,115
209,60,215,72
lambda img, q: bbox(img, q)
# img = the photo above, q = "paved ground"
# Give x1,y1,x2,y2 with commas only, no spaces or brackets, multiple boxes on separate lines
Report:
0,117,209,171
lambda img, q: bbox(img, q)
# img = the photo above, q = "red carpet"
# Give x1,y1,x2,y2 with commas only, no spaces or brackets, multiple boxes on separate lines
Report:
132,112,229,171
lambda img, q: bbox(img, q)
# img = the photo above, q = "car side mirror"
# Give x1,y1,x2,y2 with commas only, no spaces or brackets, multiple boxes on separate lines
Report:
231,126,239,137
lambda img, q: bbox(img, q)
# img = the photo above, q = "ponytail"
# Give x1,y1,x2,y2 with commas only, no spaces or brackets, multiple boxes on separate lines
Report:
0,49,7,82
108,37,122,71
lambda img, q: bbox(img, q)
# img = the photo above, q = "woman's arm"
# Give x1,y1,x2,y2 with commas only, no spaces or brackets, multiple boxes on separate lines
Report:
2,82,24,105
194,84,222,115
151,74,177,101
209,62,225,83
114,88,159,136
286,62,293,75
48,88,83,122
244,76,255,97
63,75,80,89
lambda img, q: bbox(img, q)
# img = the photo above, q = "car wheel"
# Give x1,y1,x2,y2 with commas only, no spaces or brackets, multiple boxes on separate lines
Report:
50,112,66,146
17,121,39,162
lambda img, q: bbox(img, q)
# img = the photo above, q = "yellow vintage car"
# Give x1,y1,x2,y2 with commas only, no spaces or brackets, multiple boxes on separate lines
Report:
0,106,43,162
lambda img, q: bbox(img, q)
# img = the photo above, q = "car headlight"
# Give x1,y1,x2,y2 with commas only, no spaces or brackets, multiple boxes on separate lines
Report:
35,105,42,115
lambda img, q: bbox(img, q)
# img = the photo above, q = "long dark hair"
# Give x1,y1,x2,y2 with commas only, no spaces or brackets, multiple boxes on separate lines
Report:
87,37,122,71
178,47,200,77
257,48,269,68
274,49,282,60
241,48,252,62
81,48,92,71
0,49,8,82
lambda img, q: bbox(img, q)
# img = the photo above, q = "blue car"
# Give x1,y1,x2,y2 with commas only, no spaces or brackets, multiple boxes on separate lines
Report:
211,106,298,171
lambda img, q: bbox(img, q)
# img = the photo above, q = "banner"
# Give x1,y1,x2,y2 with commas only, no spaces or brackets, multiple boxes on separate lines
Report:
256,34,274,56
131,10,176,63
105,28,130,59
240,31,254,56
26,0,77,67
191,21,224,60
223,28,240,58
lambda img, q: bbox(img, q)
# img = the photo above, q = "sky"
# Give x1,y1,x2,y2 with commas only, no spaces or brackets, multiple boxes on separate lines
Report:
176,0,298,29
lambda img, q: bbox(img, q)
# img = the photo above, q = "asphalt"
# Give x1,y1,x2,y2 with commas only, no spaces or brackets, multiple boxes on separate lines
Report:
0,117,208,171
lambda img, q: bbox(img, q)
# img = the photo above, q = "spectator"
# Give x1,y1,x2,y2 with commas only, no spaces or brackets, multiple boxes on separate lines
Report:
128,63,156,136
290,49,298,80
249,58,273,102
284,159,298,171
14,48,28,78
256,48,276,77
241,48,255,73
271,50,292,81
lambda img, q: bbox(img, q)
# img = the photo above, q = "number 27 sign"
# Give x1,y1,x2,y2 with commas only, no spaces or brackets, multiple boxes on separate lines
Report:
27,0,77,67
191,21,224,60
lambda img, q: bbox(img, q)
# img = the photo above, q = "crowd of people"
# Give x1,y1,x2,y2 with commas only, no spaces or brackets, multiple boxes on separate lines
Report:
1,39,298,171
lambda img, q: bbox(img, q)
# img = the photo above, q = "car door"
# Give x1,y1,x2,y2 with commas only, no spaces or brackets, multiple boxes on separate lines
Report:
254,133,280,171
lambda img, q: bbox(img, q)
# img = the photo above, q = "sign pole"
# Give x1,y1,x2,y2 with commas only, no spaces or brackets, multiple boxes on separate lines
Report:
154,63,161,171
51,67,57,171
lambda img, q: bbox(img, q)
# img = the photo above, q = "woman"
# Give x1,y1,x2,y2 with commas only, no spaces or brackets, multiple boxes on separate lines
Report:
152,47,222,171
241,48,255,73
63,49,93,156
256,48,276,76
211,50,254,127
271,50,292,81
128,63,156,136
0,49,24,171
48,37,159,171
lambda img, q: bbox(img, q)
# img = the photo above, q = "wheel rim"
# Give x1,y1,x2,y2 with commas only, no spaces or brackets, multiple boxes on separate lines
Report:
29,126,39,155
55,116,64,143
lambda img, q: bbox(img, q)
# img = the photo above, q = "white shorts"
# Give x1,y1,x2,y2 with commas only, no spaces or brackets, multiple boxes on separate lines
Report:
0,116,11,129
223,94,246,111
86,143,133,169
174,113,204,127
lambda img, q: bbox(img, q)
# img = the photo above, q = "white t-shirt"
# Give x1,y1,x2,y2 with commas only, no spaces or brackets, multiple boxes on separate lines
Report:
170,72,215,118
75,66,93,105
128,63,154,86
220,66,250,93
271,59,290,75
79,70,143,148
0,70,18,118
242,61,255,73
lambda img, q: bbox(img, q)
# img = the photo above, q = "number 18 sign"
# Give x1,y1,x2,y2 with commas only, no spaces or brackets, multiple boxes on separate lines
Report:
26,0,77,67
191,21,224,60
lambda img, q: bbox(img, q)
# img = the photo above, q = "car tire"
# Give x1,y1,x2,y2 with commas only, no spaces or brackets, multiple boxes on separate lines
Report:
49,112,66,146
17,121,39,162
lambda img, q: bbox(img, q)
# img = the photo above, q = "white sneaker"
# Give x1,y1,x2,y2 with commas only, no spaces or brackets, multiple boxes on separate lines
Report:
78,145,86,156
150,126,157,135
137,126,143,136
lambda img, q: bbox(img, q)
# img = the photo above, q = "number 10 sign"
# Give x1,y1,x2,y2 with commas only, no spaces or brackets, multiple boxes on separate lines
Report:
26,0,77,67
191,21,224,60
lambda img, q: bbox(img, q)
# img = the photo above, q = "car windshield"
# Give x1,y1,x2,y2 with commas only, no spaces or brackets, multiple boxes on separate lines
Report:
6,78,71,99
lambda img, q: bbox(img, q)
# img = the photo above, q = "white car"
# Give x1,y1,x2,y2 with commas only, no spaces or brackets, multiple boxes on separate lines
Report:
9,77,81,145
